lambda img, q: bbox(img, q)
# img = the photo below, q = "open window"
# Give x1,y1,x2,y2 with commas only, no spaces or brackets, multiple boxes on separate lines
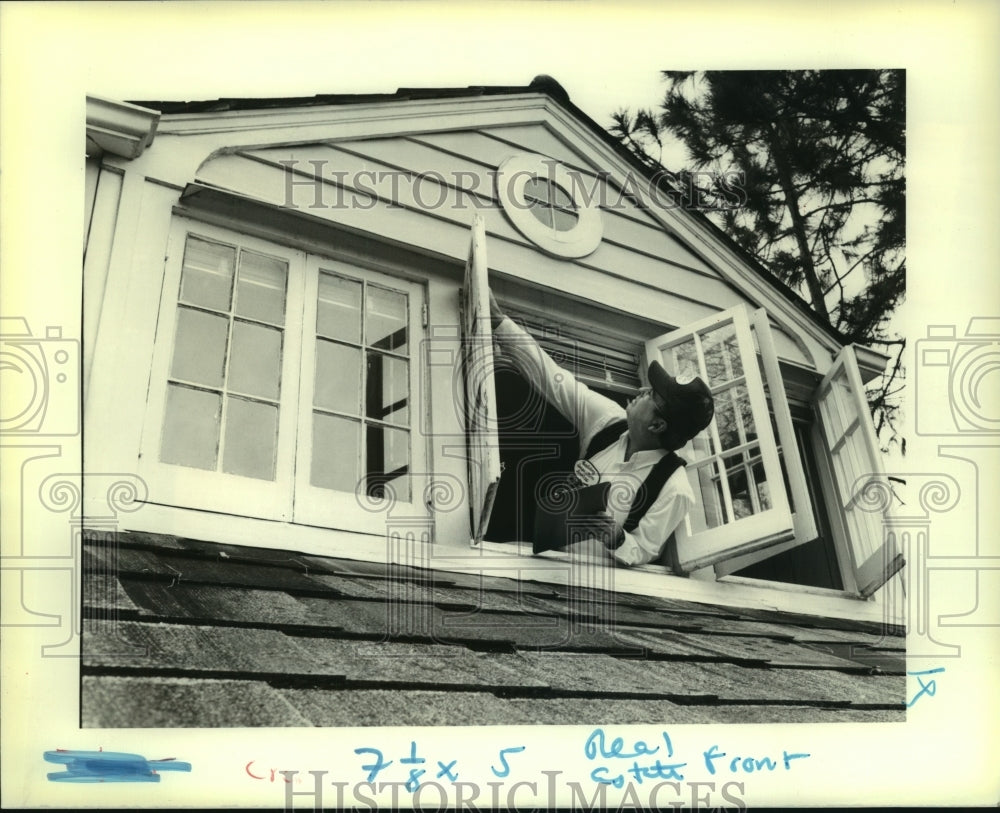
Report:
812,345,903,596
645,304,900,596
645,306,798,572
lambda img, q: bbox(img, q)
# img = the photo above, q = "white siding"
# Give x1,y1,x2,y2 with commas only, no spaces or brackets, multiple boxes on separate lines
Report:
195,126,814,368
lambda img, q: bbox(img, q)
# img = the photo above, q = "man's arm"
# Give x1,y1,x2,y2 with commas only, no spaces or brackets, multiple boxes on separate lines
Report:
488,292,621,446
606,472,693,567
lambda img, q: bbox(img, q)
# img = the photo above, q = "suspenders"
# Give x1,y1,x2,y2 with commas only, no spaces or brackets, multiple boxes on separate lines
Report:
584,419,686,533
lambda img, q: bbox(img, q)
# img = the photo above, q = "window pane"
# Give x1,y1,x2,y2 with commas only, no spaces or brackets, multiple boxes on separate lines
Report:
550,182,574,208
523,177,550,203
832,369,859,430
366,352,409,425
229,321,282,401
366,424,410,502
236,251,287,325
366,286,408,354
713,385,755,451
753,460,773,513
724,452,754,519
721,450,771,520
317,272,362,343
552,208,580,232
671,339,700,382
160,384,220,470
820,381,846,443
315,340,361,414
171,307,229,388
179,237,235,312
701,322,743,385
222,397,278,480
311,413,360,491
689,460,726,530
527,199,553,228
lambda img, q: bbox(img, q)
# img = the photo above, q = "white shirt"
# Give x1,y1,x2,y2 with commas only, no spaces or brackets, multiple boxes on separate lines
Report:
494,317,694,566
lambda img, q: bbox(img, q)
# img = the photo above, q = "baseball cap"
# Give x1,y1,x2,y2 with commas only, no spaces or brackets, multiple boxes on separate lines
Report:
647,361,715,444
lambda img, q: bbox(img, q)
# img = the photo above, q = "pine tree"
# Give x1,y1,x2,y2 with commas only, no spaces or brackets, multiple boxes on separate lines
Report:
612,70,905,453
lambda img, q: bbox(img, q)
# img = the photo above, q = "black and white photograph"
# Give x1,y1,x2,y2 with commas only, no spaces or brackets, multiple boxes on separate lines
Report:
79,69,908,730
2,2,998,810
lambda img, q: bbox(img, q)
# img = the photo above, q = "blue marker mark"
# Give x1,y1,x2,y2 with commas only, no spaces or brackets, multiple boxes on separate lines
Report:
491,746,526,778
436,759,459,782
354,748,393,783
44,750,192,783
908,667,945,707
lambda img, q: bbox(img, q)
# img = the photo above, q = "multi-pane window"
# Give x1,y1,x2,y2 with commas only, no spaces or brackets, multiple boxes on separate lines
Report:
643,304,897,595
651,309,791,562
671,321,770,527
309,270,412,502
143,220,425,532
160,236,288,481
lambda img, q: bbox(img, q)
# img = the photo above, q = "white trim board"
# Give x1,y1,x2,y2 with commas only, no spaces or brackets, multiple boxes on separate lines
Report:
101,498,898,627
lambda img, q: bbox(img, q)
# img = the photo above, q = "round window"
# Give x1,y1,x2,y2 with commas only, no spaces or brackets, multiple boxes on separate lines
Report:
495,154,603,258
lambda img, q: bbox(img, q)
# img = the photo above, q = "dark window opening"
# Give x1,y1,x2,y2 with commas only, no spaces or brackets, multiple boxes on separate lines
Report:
732,419,843,590
485,321,635,543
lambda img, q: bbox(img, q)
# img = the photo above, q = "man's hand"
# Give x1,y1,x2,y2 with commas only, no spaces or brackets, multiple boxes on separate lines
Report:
583,510,624,550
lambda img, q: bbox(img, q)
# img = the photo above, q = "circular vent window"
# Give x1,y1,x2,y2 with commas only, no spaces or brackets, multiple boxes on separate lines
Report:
495,154,603,258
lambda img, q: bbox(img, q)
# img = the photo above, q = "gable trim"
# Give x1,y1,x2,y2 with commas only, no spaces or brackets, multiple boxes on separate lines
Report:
127,92,854,371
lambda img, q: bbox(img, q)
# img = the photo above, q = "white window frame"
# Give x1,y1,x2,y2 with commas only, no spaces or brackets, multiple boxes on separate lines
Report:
645,305,796,572
643,306,900,597
463,214,502,544
474,294,899,600
138,218,305,520
139,217,429,536
812,345,902,597
711,309,821,578
292,257,428,536
495,153,603,259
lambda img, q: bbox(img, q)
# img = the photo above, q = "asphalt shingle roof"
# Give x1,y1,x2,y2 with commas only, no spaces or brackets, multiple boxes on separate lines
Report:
82,531,905,727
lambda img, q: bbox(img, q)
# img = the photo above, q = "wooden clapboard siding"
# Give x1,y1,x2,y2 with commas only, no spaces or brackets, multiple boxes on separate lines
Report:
411,129,722,267
412,127,709,252
185,99,821,368
249,137,732,301
199,152,718,328
486,122,603,173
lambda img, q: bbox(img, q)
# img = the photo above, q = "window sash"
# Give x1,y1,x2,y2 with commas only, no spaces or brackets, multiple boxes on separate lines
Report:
139,220,305,520
814,345,903,597
141,218,427,534
645,305,795,572
463,214,501,545
292,258,426,534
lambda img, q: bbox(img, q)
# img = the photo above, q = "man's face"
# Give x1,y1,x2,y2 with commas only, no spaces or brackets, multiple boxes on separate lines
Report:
626,387,668,437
